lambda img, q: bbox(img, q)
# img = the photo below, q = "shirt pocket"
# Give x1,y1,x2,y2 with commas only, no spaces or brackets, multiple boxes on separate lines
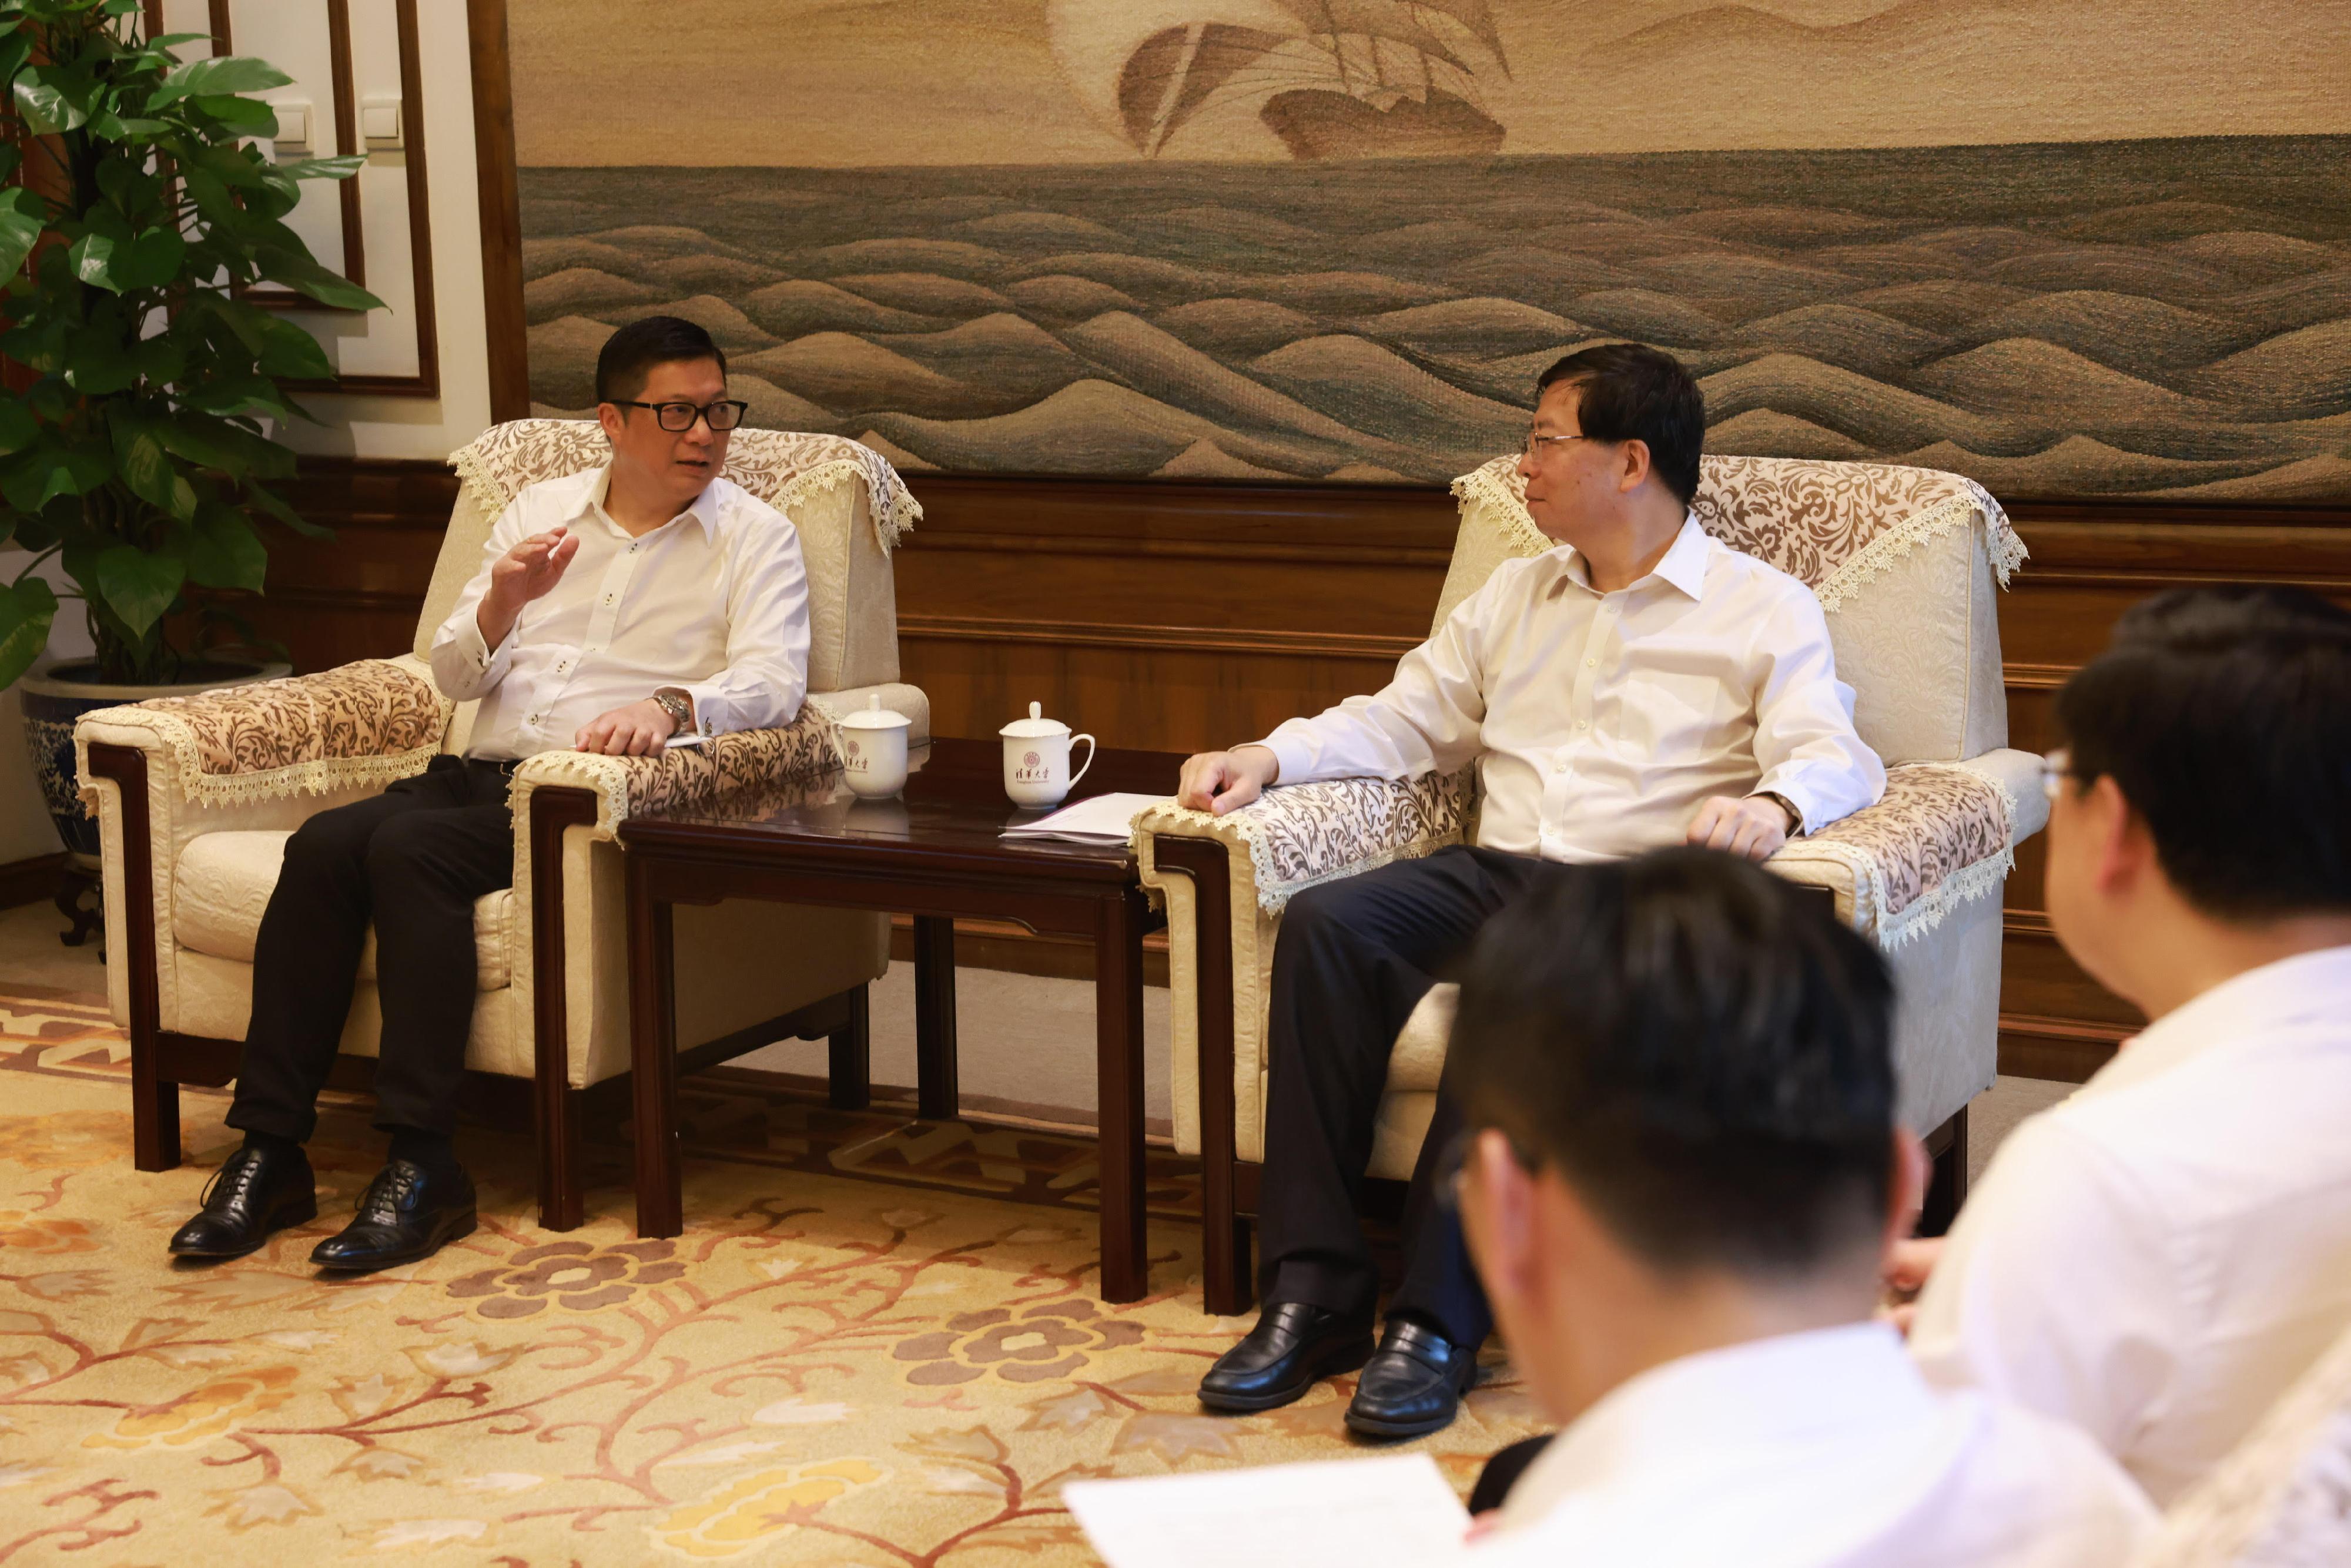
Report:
1619,669,1726,757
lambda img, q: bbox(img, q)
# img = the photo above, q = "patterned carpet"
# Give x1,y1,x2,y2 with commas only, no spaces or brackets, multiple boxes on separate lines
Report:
0,987,1540,1564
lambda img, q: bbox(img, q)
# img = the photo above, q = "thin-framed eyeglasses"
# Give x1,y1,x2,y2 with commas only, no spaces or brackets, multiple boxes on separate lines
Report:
1522,431,1596,459
614,398,749,433
2039,746,2074,802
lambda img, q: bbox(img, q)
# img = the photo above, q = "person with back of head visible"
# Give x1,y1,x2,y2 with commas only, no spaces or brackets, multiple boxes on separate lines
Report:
1895,585,2351,1506
163,316,811,1275
1444,848,2154,1566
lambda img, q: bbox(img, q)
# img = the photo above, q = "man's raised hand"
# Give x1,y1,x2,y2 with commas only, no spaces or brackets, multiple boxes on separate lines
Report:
1686,794,1794,862
476,527,580,649
1176,745,1280,815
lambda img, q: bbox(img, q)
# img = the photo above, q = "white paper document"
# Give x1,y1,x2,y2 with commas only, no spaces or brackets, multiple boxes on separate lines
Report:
1063,1452,1471,1568
998,791,1169,846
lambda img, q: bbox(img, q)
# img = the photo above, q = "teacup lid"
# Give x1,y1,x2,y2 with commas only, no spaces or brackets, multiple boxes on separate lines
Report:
839,693,912,730
998,701,1069,739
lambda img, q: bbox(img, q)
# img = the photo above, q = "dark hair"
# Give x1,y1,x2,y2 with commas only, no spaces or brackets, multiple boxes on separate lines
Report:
1533,342,1704,508
1450,848,1895,1279
2054,586,2351,919
595,315,727,404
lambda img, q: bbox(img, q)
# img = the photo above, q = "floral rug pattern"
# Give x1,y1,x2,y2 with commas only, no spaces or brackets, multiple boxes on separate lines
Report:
0,988,1540,1564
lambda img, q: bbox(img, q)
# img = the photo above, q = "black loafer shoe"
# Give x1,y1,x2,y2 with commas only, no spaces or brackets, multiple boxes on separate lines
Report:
1198,1300,1376,1413
309,1159,476,1273
168,1143,318,1259
1345,1319,1481,1439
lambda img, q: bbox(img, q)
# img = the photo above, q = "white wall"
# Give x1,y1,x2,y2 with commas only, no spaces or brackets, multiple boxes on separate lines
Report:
0,2,493,862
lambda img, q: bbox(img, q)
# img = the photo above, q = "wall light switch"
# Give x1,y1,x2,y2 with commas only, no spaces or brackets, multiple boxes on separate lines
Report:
361,96,403,151
270,100,312,155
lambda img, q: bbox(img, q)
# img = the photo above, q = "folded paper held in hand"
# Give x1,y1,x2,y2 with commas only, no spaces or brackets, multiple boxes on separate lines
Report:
997,790,1169,847
1062,1452,1471,1568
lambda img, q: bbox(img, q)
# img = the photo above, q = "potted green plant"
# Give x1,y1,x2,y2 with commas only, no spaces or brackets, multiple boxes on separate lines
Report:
1,0,382,868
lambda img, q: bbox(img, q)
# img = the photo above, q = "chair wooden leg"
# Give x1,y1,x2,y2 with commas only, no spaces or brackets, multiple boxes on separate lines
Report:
1151,836,1254,1316
828,984,872,1110
132,1061,180,1173
538,1084,584,1232
1918,1104,1970,1238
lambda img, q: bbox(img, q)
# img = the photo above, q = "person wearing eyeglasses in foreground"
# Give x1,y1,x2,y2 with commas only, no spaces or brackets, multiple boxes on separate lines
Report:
165,315,809,1272
1893,586,2351,1506
1442,849,2154,1565
1180,343,1886,1438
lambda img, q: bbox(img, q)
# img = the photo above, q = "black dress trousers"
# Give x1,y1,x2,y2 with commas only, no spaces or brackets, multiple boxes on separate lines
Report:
1254,844,1555,1347
226,755,517,1144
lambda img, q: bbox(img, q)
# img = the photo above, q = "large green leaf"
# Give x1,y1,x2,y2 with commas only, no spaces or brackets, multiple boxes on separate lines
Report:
252,244,384,312
0,577,59,692
62,330,137,394
0,187,42,281
179,375,295,421
246,480,331,540
0,399,35,457
66,229,120,290
274,155,366,183
186,504,266,592
13,66,93,135
93,544,186,639
0,444,112,512
113,417,201,522
149,54,291,109
110,227,186,291
192,93,277,134
249,313,333,380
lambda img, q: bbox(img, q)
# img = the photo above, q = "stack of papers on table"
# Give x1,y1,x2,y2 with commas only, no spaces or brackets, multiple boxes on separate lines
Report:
999,792,1168,846
1063,1453,1472,1568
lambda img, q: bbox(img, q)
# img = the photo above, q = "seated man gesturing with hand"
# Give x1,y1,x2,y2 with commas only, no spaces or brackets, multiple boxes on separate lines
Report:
1184,343,1885,1439
167,315,809,1272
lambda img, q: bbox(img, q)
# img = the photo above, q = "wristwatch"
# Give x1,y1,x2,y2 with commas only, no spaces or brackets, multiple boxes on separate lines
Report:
651,691,693,735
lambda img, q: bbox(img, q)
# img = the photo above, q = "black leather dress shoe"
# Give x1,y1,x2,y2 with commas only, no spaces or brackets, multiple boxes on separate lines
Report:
1345,1319,1481,1438
168,1143,318,1259
309,1160,477,1272
1198,1300,1376,1413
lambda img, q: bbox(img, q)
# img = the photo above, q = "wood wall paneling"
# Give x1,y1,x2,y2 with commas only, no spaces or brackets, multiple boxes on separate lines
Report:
257,457,2351,1084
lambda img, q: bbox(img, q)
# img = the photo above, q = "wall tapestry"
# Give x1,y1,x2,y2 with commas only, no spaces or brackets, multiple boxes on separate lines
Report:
509,1,2351,500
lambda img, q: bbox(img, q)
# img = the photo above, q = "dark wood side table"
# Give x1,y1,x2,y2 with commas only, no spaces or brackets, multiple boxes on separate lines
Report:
617,736,1182,1302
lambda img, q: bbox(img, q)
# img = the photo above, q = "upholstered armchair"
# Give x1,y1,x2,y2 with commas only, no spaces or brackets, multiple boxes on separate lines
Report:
2131,1318,2351,1565
75,421,928,1228
1137,455,2045,1314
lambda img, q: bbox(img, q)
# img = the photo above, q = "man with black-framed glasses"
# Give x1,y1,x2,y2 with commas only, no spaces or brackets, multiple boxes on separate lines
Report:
1441,850,2152,1563
166,316,811,1274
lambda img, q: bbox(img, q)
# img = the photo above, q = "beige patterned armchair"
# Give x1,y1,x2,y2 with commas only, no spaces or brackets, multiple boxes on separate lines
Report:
75,422,927,1228
1137,455,2044,1315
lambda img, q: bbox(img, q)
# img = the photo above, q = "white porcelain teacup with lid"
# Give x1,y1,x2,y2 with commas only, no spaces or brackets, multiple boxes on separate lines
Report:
999,701,1094,809
835,693,913,799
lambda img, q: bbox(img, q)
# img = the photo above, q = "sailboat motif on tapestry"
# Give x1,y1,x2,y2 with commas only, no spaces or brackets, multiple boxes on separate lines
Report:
1049,0,1510,159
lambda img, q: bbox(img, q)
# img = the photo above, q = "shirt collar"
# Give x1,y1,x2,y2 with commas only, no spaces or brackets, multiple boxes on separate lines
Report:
1498,1322,1933,1534
1552,512,1711,602
568,465,725,543
2079,943,2351,1099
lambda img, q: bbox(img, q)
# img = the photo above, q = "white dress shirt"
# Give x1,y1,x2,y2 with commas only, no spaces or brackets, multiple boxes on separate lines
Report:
1257,516,1884,859
1910,945,2351,1506
1468,1324,2154,1568
430,467,811,760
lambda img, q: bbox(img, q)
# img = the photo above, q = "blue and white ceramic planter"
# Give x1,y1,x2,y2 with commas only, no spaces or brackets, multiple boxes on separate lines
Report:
19,659,287,862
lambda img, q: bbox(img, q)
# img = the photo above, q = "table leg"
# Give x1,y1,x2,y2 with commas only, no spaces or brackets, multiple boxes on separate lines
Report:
1095,887,1149,1302
913,914,959,1121
627,856,683,1238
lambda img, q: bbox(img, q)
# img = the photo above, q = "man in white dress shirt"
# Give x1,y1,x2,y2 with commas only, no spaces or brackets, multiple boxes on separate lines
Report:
1898,586,2351,1505
167,317,810,1272
1446,852,2154,1567
1185,344,1885,1438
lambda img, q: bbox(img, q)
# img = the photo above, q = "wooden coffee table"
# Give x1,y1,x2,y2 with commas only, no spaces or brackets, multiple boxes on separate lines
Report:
617,736,1182,1302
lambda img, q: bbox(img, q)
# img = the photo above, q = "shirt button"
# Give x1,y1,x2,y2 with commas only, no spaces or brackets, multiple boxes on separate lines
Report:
604,594,616,604
1577,719,1590,730
1586,658,1596,668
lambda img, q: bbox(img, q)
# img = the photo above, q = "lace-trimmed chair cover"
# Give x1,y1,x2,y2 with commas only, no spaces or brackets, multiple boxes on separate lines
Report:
1135,453,2047,1314
2135,1317,2351,1566
75,421,927,1226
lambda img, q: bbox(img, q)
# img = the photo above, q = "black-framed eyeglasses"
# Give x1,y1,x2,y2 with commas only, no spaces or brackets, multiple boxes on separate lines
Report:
1432,1124,1541,1215
614,398,749,433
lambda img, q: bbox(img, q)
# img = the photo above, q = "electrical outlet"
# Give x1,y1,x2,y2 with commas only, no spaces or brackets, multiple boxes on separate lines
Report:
361,96,403,152
270,100,313,155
